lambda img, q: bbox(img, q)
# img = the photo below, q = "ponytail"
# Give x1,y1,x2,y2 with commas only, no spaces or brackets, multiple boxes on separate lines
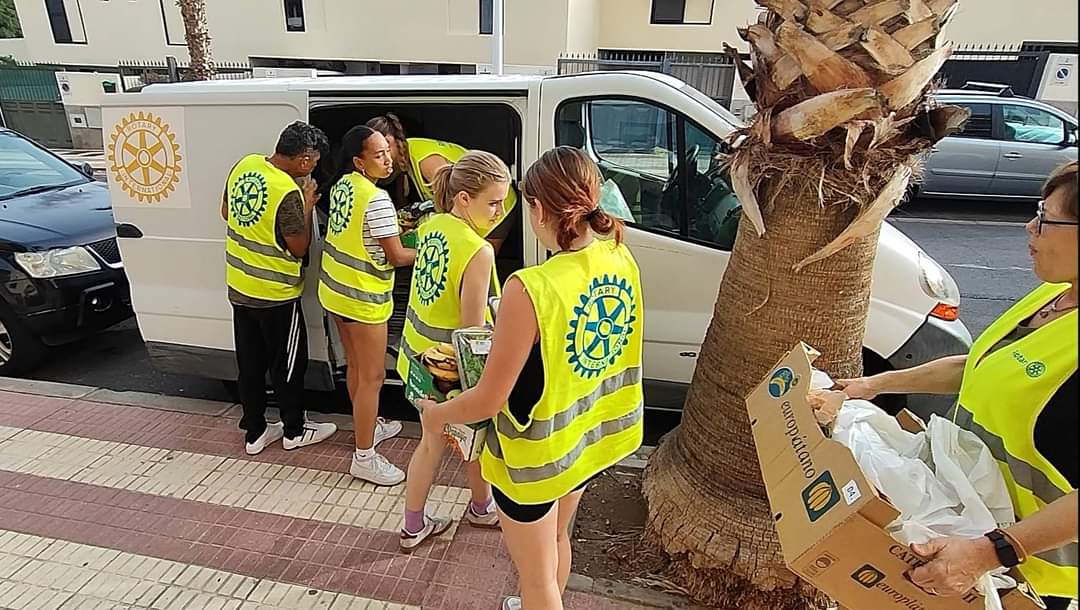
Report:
430,163,456,213
523,146,624,250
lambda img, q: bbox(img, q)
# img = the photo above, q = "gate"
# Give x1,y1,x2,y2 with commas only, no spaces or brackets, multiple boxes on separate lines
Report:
939,44,1051,98
558,51,736,107
0,66,72,148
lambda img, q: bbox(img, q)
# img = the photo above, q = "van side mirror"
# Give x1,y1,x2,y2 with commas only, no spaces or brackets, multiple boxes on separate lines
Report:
79,162,96,178
1065,126,1078,147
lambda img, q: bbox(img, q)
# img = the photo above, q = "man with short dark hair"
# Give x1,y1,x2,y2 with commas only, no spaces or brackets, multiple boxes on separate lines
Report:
221,121,335,455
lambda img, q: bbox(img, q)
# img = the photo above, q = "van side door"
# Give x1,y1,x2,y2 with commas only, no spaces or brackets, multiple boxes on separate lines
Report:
101,89,338,390
539,73,741,404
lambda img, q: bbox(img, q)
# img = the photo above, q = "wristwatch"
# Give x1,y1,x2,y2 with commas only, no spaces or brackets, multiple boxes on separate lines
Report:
985,529,1022,568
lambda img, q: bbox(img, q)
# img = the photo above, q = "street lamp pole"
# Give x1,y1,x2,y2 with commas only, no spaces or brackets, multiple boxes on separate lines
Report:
492,0,504,75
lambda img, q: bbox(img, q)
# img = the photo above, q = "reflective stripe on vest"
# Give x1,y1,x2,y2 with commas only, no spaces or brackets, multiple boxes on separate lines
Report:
480,240,645,505
317,173,395,323
224,155,304,302
954,282,1078,599
395,213,498,380
405,137,518,239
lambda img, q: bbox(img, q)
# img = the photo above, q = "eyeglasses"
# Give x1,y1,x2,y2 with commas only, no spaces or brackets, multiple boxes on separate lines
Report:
1036,200,1079,235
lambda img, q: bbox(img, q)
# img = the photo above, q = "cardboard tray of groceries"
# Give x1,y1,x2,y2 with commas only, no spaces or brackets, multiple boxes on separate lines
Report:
746,343,1045,610
403,328,493,462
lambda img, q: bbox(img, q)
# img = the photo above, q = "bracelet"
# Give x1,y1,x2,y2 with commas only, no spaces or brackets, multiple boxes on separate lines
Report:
999,529,1029,564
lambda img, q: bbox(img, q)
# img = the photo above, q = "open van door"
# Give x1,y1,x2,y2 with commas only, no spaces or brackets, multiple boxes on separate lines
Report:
539,73,744,407
102,88,339,390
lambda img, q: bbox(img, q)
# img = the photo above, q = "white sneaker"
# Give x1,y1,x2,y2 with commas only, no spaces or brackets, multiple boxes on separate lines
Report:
465,501,499,528
350,451,406,486
245,422,284,456
374,418,403,446
501,596,521,610
399,514,453,551
282,421,337,451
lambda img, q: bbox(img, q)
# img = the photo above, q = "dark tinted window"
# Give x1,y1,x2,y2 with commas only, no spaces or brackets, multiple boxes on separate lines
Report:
953,102,993,139
651,0,686,23
284,0,305,31
44,0,73,43
480,0,493,34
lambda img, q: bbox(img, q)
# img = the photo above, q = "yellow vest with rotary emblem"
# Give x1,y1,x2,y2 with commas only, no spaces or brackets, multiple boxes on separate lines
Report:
480,240,645,504
225,155,305,302
954,282,1078,599
318,172,396,324
395,213,500,375
406,137,518,239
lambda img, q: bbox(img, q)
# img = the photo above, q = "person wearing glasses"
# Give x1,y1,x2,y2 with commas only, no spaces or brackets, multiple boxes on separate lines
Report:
837,161,1078,609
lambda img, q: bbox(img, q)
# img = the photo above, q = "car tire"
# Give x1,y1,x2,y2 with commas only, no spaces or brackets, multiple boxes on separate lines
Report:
0,304,46,377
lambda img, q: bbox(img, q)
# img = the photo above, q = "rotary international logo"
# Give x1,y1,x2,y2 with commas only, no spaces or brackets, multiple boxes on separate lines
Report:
107,111,183,204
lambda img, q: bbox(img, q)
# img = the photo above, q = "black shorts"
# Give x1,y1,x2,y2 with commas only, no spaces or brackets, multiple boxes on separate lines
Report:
492,473,600,524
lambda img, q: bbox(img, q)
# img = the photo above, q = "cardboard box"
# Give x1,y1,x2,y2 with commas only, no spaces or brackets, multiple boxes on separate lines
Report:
746,343,1045,610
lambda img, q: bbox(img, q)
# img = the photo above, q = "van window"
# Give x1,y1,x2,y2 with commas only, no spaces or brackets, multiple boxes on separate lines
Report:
556,99,740,250
1001,104,1066,145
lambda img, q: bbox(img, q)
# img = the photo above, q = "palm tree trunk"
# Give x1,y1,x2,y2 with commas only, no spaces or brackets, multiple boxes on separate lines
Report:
642,0,966,607
176,0,214,80
643,173,878,610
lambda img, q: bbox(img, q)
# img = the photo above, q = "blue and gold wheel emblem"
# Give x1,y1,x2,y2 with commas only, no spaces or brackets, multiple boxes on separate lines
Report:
328,180,354,235
415,231,450,305
566,275,636,379
769,367,796,398
228,171,269,227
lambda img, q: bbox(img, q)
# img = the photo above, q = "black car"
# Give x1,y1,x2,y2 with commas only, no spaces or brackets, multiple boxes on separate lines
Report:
0,128,132,375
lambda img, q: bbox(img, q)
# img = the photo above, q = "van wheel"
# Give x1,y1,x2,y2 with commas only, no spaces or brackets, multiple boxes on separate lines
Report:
862,348,906,415
0,305,46,377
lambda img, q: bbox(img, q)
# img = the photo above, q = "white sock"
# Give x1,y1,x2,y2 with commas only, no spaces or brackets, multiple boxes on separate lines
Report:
354,447,375,460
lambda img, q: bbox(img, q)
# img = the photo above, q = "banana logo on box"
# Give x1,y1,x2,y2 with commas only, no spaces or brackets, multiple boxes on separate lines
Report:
769,366,797,398
802,470,841,522
851,564,886,588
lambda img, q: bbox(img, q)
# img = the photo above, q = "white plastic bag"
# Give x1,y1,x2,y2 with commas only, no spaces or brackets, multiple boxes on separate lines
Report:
598,179,634,222
815,370,1016,610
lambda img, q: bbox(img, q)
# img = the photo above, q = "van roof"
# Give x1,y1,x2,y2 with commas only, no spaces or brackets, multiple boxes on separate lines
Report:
141,71,690,95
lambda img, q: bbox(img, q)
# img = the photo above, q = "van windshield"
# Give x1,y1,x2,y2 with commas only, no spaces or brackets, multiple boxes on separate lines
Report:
0,131,89,201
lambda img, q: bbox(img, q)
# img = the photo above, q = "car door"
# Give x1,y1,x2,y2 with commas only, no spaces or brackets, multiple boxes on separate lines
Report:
101,88,339,389
991,103,1079,198
539,73,739,403
920,101,999,196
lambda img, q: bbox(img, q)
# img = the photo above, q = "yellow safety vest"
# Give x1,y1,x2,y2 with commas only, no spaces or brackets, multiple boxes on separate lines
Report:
954,282,1078,599
406,137,518,239
480,240,645,504
225,155,305,302
396,213,499,375
318,172,396,324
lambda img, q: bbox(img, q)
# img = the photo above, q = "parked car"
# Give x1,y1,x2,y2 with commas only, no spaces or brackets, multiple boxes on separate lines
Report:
0,127,132,375
920,83,1079,200
103,72,971,417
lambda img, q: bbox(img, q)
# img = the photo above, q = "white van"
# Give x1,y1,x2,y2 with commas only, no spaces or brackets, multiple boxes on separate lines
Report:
101,72,971,415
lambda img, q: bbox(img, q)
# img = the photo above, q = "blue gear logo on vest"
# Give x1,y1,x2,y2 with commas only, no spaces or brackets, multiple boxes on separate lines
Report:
229,171,269,227
566,275,636,379
328,180,354,235
769,367,797,398
415,231,450,306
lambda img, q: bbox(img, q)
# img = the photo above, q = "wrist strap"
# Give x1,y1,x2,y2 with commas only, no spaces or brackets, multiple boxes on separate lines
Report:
999,529,1029,563
986,529,1023,568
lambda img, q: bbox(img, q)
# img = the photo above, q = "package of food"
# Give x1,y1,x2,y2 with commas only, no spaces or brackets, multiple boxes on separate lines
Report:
403,343,459,407
397,200,435,248
447,328,494,461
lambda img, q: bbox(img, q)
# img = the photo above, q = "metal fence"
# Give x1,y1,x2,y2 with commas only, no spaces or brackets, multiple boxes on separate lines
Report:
938,43,1066,98
117,59,253,91
557,51,736,107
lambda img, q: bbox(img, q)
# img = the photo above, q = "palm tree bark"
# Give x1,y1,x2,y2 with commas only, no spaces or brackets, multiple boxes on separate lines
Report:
642,1,966,608
176,0,215,80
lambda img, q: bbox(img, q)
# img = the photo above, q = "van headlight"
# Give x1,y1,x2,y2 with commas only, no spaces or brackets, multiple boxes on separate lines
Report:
15,247,101,278
918,251,959,306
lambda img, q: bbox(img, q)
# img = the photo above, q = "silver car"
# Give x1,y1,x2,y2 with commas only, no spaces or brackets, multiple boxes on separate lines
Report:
919,86,1078,200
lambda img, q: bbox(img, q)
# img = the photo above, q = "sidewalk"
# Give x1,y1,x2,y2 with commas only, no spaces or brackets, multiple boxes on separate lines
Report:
0,382,648,610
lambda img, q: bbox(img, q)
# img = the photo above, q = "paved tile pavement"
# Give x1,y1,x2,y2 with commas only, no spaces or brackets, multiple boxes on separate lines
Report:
0,389,641,610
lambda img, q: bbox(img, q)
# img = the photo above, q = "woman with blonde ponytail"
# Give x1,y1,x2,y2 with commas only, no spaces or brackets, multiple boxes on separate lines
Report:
395,150,513,550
